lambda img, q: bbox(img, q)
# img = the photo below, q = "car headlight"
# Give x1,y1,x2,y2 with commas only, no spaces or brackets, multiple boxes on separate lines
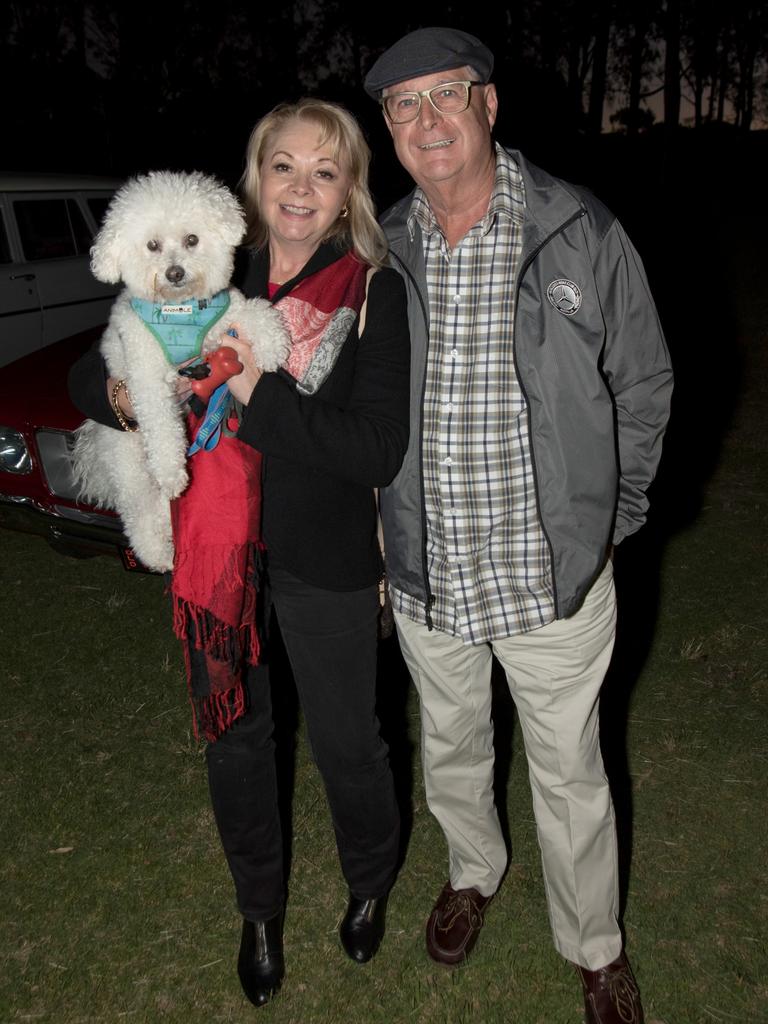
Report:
0,427,32,474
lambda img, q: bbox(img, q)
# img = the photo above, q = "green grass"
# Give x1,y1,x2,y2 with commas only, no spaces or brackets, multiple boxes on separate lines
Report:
1,215,766,1023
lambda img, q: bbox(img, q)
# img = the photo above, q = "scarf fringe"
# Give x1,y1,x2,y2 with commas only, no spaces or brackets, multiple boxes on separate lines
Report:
171,540,265,743
172,591,261,744
192,683,247,745
171,592,261,670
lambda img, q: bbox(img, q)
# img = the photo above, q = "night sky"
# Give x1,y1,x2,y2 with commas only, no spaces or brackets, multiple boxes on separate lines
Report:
5,1,766,219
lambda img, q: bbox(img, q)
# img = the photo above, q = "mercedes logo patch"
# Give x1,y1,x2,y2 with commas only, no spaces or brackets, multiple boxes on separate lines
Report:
547,279,582,316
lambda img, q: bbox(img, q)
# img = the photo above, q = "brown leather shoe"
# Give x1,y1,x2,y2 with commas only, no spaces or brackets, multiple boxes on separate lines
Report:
576,951,644,1024
425,882,492,965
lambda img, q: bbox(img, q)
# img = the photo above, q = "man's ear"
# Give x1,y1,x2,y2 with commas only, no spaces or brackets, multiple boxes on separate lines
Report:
484,83,498,131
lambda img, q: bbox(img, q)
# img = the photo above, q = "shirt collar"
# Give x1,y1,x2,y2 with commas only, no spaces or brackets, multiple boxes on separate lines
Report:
406,143,526,241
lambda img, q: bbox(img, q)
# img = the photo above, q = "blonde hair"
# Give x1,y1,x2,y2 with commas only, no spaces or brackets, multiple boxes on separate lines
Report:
240,98,387,267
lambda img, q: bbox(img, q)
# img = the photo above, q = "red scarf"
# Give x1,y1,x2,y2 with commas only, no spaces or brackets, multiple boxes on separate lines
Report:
170,249,369,741
170,409,263,742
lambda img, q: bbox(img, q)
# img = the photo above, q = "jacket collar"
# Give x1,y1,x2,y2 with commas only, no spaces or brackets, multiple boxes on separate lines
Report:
381,146,585,255
234,239,351,303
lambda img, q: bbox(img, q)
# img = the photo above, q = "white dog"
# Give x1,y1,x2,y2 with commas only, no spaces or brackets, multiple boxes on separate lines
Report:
72,170,289,572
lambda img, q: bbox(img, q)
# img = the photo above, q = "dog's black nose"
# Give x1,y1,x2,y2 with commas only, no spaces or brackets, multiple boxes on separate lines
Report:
165,265,185,284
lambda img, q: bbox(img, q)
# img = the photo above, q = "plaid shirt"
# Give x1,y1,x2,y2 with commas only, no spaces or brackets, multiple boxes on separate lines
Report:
391,146,555,644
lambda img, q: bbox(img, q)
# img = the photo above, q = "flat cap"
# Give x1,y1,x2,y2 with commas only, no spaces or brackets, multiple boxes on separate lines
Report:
363,27,494,98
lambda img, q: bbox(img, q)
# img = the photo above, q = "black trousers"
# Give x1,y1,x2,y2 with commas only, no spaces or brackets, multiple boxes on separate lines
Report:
205,560,400,921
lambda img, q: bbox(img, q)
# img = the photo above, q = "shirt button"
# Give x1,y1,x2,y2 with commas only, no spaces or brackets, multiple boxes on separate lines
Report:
450,349,458,359
453,294,461,303
443,457,452,466
443,402,453,412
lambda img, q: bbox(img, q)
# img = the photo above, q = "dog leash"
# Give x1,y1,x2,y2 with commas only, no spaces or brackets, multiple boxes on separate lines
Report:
185,331,243,456
187,383,233,455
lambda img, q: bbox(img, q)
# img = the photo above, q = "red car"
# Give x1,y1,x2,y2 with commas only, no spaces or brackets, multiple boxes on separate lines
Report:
0,327,147,570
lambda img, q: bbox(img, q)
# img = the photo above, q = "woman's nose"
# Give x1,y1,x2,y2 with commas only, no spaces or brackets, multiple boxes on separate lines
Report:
291,172,313,194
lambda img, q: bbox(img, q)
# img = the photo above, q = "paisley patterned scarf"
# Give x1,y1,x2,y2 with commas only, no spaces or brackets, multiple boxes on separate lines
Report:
275,250,368,394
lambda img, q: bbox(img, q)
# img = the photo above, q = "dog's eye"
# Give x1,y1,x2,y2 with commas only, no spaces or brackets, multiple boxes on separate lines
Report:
185,234,199,248
146,239,161,252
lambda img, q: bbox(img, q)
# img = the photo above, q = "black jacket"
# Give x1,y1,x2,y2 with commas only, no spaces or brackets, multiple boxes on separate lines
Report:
236,243,410,589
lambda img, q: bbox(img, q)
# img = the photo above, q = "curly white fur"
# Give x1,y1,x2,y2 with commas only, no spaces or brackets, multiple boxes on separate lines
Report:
72,170,290,572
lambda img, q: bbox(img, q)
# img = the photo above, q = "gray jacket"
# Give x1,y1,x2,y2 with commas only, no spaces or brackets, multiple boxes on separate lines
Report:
379,147,673,622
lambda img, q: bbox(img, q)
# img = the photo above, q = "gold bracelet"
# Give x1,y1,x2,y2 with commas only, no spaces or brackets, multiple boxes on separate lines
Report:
111,379,138,432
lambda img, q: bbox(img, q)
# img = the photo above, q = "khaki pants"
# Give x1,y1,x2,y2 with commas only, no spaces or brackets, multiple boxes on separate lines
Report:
394,562,622,970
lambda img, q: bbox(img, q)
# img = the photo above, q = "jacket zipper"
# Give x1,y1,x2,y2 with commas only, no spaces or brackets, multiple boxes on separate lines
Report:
512,207,587,618
389,250,435,628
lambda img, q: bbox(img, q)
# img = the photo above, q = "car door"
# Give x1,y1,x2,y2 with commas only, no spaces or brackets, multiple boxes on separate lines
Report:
11,192,116,355
0,199,43,367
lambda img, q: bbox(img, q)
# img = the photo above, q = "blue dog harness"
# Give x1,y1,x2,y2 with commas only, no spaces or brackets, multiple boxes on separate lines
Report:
130,290,231,364
131,290,235,453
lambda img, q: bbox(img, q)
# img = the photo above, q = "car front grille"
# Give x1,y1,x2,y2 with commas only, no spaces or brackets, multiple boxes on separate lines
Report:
36,429,83,502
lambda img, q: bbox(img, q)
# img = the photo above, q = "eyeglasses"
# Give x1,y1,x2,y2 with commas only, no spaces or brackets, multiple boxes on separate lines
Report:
381,80,484,124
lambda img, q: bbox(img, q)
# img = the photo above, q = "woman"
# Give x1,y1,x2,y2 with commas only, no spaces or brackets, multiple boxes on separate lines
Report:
68,99,410,1007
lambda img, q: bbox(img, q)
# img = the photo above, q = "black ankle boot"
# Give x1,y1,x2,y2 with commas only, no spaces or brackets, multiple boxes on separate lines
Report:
339,893,388,963
237,910,284,1007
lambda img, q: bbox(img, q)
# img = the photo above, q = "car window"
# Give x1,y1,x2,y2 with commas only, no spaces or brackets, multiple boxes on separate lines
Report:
13,197,93,261
68,199,92,254
0,212,11,264
87,196,111,229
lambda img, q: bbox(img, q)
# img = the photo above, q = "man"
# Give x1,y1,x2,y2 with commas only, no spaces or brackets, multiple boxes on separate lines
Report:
364,27,672,1024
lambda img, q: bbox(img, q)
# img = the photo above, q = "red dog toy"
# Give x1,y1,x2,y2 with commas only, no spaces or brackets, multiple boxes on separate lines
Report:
187,345,243,403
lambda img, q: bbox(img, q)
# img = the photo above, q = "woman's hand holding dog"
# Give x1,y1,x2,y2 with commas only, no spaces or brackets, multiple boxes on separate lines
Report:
107,376,136,420
222,327,263,405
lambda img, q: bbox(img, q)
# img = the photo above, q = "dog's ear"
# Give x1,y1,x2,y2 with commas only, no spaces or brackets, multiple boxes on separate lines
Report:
212,181,247,248
90,229,122,283
219,206,246,247
89,189,127,283
185,172,246,248
89,175,146,280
